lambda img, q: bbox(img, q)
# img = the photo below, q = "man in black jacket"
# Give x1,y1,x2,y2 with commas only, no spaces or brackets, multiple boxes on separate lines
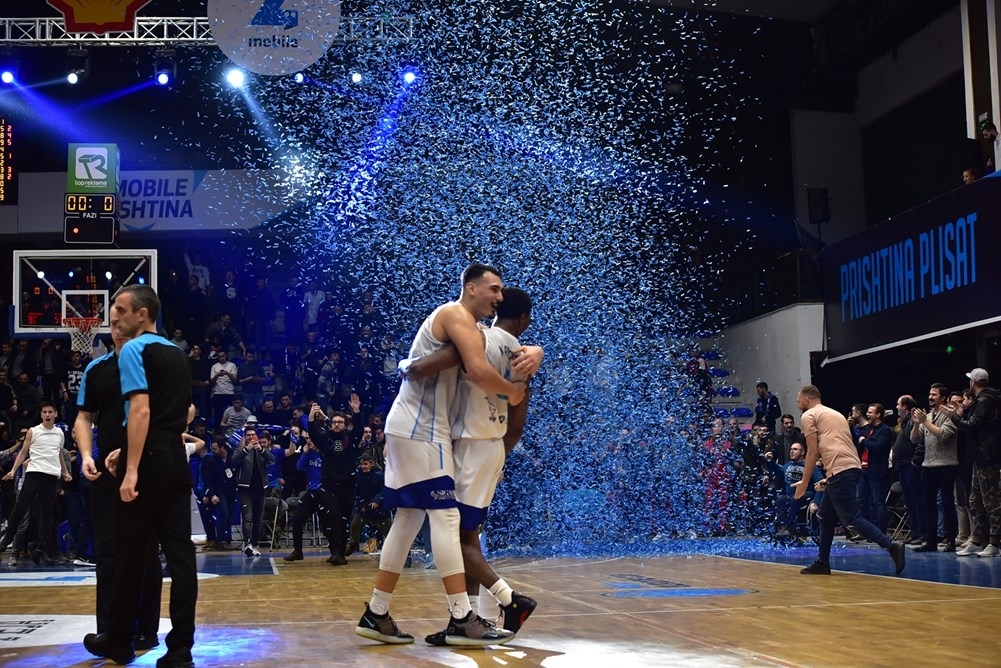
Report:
856,403,893,533
305,394,363,565
952,368,1001,557
891,395,922,544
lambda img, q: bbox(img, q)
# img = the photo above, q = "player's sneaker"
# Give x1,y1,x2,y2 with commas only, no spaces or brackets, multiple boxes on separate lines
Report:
444,611,514,647
250,544,261,557
424,630,447,646
500,592,537,634
355,604,414,645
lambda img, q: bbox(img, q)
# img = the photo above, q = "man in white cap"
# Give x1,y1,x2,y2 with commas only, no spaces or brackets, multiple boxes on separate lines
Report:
952,368,1001,557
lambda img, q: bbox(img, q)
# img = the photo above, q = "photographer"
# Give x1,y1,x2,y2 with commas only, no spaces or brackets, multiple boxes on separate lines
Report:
231,418,274,557
305,395,364,565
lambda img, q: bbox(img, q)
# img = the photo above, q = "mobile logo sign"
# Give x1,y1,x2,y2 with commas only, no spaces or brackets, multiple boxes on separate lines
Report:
208,0,342,76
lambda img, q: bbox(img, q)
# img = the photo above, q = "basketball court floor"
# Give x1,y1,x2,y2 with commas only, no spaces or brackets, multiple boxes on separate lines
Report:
2,537,1000,667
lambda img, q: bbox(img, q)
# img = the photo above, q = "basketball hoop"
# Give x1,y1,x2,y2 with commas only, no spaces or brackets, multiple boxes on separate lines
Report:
63,317,103,355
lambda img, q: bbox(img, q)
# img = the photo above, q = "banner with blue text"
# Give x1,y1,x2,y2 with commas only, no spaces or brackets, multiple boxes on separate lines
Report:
822,176,1000,361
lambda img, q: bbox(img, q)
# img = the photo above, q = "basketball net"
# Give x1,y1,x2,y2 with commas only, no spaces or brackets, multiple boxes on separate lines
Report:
63,317,103,355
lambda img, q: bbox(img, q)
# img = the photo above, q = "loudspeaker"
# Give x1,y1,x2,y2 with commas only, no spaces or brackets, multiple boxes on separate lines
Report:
807,187,830,225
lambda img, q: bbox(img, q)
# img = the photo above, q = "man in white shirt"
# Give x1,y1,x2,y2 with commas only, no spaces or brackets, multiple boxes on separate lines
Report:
209,350,238,428
303,280,325,330
0,402,71,565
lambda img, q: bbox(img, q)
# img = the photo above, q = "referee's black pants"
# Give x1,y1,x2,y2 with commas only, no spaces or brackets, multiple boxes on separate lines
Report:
91,472,162,637
109,437,198,655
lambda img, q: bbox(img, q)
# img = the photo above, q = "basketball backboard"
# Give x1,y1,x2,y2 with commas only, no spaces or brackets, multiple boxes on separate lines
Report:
12,249,158,337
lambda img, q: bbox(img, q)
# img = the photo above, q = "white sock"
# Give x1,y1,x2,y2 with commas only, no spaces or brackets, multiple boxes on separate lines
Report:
369,589,392,616
489,579,514,607
478,586,499,619
447,592,472,620
468,595,479,615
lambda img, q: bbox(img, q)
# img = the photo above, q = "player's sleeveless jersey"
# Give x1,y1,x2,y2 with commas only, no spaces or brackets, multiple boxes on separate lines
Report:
451,327,524,440
385,303,460,444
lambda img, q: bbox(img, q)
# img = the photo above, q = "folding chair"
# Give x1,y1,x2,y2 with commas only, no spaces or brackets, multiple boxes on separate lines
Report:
885,481,909,541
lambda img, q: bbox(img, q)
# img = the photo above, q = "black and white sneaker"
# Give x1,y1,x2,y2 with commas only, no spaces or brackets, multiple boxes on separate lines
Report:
424,630,447,646
444,611,514,647
355,604,414,645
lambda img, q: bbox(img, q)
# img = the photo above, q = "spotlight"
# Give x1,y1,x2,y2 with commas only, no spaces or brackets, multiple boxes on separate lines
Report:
105,271,113,281
350,72,362,84
225,68,246,88
0,49,17,85
37,271,45,279
402,70,417,85
66,48,89,84
294,72,305,84
153,49,176,86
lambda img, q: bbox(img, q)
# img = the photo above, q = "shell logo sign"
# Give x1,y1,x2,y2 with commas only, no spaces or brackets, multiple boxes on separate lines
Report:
46,0,154,34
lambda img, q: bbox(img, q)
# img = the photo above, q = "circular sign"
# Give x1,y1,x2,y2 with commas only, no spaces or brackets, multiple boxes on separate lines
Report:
208,0,342,76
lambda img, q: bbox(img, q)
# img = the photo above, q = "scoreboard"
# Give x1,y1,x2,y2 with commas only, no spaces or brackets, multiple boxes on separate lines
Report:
0,116,15,205
64,192,120,244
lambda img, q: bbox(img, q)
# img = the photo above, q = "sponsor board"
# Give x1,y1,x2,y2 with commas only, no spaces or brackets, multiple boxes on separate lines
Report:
209,0,342,75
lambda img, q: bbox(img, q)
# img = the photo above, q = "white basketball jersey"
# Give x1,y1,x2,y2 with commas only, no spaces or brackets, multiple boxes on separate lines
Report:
385,303,460,444
451,327,524,440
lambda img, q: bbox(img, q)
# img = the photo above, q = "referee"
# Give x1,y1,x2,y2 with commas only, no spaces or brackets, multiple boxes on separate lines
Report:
75,326,163,652
84,285,197,668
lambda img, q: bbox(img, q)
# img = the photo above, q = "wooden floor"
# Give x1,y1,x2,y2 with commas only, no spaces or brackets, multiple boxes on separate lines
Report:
3,544,1001,667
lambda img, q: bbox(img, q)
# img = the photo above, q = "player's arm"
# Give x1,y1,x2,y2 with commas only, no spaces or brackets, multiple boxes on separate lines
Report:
121,392,151,503
182,432,206,456
503,386,531,455
60,439,71,481
438,308,524,404
511,345,544,377
403,344,462,380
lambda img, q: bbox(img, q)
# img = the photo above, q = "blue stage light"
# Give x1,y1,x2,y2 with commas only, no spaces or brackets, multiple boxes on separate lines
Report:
294,72,305,84
0,50,16,85
154,49,176,87
226,68,246,88
351,72,362,83
402,71,416,85
66,48,89,85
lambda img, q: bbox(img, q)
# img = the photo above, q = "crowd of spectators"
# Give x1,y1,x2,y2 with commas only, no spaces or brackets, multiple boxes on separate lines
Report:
3,254,999,559
0,255,402,562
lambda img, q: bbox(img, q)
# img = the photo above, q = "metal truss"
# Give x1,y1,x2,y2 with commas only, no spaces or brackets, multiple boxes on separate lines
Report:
0,16,413,46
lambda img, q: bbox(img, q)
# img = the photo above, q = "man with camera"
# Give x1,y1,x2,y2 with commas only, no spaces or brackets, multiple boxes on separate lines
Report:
282,396,362,565
232,417,275,557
